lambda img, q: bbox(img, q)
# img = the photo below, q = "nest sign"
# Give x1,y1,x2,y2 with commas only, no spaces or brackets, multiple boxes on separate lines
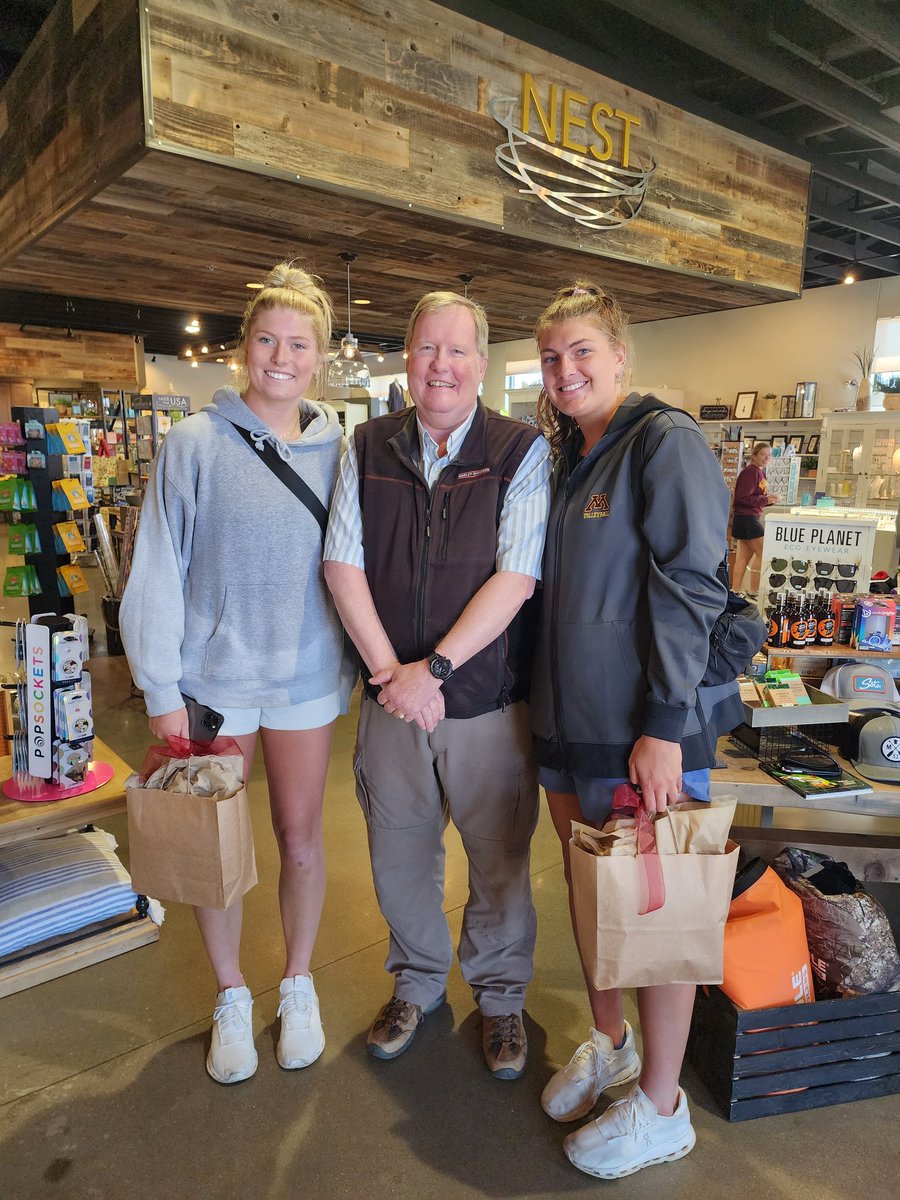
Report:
489,72,656,230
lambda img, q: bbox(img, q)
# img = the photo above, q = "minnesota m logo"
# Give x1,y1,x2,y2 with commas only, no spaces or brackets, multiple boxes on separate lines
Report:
583,492,610,518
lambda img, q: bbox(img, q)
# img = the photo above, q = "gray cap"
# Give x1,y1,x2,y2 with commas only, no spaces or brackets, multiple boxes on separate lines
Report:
820,662,900,708
851,712,900,783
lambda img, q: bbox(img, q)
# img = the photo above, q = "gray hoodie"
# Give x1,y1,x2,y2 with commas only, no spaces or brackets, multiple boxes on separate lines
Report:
120,387,349,717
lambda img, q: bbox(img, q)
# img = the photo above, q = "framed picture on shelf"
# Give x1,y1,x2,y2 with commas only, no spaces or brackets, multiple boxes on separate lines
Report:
807,434,820,454
780,394,796,418
788,434,804,453
795,381,817,416
771,434,789,451
734,390,757,419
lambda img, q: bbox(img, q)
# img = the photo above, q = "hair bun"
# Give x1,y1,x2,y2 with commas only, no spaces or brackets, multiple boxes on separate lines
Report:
263,262,318,295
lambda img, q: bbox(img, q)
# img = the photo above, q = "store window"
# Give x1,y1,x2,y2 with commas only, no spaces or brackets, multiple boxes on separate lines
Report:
874,317,900,405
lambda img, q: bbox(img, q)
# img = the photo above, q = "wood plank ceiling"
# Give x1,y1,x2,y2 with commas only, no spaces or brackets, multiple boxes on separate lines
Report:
0,149,778,356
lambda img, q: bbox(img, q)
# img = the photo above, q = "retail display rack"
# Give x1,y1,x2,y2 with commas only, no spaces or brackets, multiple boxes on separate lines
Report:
131,393,190,488
7,406,93,617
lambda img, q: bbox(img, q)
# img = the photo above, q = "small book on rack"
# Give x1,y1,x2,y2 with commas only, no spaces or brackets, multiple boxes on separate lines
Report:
762,763,873,799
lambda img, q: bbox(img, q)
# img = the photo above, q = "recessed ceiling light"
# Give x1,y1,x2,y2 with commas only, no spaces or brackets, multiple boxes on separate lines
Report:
351,298,371,305
246,282,264,289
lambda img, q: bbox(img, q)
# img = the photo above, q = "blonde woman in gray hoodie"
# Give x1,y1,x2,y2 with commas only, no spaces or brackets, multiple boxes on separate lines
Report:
121,262,350,1085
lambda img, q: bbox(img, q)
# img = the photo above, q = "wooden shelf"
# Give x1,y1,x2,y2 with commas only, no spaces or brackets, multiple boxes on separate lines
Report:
0,738,158,996
764,642,900,660
699,417,820,426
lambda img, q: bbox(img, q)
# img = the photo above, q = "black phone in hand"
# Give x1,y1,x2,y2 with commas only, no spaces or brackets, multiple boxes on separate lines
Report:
181,694,224,743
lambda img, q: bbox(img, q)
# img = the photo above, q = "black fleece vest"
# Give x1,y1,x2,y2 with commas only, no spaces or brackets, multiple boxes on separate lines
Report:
355,402,541,719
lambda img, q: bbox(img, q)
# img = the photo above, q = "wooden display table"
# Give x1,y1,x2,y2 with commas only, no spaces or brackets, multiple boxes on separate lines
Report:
712,736,900,882
0,738,158,998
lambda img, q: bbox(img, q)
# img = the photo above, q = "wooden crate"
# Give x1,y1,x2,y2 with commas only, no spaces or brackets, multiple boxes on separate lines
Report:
688,983,900,1120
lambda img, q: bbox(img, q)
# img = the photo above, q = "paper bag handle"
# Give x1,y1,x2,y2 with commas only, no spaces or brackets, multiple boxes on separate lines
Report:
612,783,666,914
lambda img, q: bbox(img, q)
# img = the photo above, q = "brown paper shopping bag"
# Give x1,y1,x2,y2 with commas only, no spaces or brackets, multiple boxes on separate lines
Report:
126,736,257,910
571,839,739,989
570,786,739,989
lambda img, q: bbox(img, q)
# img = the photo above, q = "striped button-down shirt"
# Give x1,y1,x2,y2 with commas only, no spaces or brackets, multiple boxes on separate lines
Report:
325,406,551,579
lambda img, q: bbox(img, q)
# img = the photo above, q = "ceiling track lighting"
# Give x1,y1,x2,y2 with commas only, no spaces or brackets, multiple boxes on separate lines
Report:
457,272,475,298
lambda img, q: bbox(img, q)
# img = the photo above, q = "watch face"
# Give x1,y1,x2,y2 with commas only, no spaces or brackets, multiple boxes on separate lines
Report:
880,736,900,763
429,654,453,680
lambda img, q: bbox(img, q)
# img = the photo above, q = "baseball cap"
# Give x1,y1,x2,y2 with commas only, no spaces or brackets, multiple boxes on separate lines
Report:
819,662,900,707
851,712,900,783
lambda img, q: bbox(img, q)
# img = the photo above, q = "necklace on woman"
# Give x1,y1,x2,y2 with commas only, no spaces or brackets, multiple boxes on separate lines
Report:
280,407,301,442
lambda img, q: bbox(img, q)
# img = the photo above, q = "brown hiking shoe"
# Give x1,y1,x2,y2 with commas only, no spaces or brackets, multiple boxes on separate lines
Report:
367,992,445,1060
483,1012,528,1080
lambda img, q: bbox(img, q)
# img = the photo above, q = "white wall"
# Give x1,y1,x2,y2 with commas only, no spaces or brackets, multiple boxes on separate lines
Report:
482,276,900,416
142,355,235,406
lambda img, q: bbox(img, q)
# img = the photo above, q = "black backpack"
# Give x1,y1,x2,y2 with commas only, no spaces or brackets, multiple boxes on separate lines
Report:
702,558,767,686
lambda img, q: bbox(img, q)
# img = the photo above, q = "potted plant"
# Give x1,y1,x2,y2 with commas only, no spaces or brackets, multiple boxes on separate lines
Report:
880,374,900,411
853,346,876,411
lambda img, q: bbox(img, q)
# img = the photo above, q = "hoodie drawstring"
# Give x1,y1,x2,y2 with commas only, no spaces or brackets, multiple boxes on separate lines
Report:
249,428,293,461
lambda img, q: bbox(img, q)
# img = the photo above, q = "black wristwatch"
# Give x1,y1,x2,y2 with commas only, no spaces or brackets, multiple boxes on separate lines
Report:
427,652,455,682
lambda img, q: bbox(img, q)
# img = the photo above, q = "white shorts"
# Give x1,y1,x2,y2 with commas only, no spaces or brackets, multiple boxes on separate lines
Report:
216,691,340,736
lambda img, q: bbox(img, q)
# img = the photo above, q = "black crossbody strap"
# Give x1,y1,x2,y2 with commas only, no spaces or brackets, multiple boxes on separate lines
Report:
229,423,328,538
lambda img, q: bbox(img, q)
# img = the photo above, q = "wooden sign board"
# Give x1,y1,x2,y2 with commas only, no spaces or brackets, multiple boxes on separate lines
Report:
0,0,810,339
701,405,732,421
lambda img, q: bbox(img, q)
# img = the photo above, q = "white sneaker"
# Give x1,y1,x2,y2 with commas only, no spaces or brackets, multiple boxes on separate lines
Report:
563,1084,696,1179
541,1021,641,1122
206,985,257,1084
276,975,325,1069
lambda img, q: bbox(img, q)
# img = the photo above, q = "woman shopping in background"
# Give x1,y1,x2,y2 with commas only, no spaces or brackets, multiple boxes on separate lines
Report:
529,282,741,1180
730,441,779,595
121,262,350,1085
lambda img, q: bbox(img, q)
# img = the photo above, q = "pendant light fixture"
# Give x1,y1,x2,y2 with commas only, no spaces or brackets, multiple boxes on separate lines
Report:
328,252,371,390
340,252,360,359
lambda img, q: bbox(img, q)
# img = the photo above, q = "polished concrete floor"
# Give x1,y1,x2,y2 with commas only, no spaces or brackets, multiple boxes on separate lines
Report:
1,569,897,1199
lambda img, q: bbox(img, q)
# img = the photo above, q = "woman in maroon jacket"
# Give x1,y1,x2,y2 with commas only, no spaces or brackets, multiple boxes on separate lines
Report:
730,441,779,594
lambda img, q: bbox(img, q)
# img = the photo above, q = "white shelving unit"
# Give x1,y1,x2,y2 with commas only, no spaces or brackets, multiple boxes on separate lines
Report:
815,412,900,511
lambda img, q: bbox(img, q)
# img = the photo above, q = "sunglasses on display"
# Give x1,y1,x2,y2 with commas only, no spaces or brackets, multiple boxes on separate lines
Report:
813,577,856,593
768,557,810,573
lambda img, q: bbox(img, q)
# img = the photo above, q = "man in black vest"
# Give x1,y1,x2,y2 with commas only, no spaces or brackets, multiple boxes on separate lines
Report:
324,291,550,1079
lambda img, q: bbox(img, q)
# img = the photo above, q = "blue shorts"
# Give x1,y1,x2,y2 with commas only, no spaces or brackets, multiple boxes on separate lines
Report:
538,766,711,826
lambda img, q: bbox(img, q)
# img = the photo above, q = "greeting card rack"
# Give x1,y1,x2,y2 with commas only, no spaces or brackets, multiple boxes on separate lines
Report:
12,407,79,617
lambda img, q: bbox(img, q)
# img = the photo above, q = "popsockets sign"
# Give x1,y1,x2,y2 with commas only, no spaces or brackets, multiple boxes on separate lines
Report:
25,621,51,778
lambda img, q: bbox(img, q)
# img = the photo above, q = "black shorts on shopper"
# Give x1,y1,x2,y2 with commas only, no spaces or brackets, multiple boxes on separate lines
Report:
731,514,764,540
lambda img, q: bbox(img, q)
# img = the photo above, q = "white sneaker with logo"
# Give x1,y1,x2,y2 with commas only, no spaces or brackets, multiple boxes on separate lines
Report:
207,985,258,1084
277,974,325,1069
541,1021,641,1122
563,1084,696,1179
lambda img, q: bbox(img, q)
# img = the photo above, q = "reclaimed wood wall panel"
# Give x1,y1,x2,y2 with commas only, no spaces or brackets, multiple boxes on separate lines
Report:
0,151,781,348
0,0,146,268
144,0,809,295
0,324,140,387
